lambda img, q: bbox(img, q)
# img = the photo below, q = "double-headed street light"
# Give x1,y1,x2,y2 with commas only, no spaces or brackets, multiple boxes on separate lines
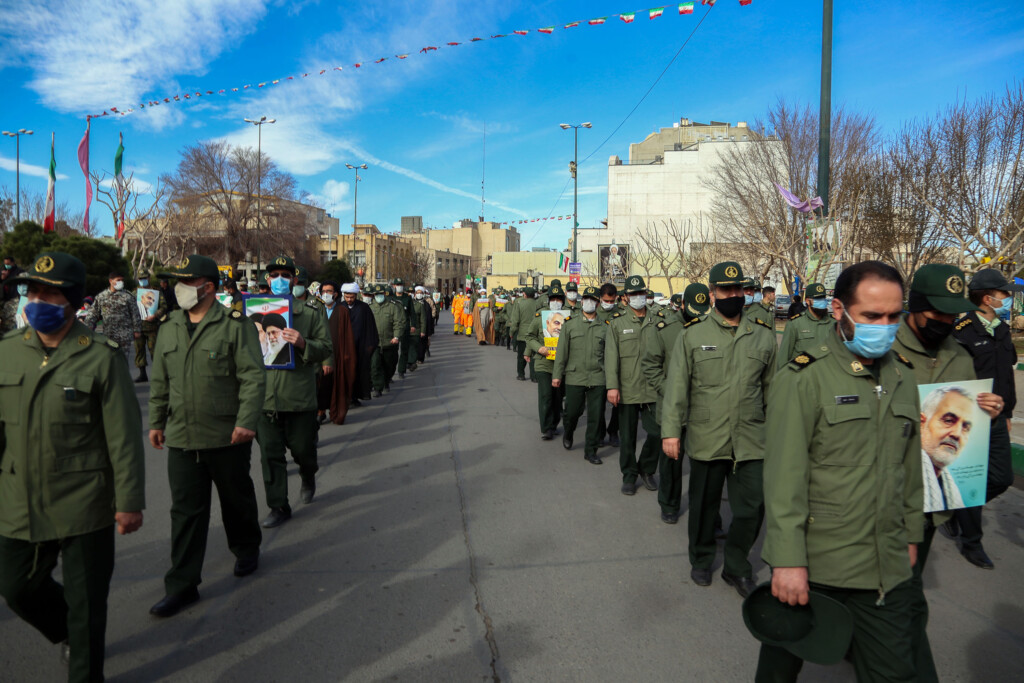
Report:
559,122,592,263
2,128,34,223
243,116,276,275
344,163,368,230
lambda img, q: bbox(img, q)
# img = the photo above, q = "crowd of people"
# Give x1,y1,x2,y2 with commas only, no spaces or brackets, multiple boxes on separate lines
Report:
0,246,1019,682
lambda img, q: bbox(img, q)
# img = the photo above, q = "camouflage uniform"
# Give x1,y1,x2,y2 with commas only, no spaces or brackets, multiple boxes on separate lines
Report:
85,289,142,366
134,287,167,369
0,297,23,335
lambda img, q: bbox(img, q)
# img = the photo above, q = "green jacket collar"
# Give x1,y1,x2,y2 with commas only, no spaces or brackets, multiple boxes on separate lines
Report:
20,320,98,369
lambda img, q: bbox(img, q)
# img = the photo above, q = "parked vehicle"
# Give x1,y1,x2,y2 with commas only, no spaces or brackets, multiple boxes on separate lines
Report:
775,294,792,320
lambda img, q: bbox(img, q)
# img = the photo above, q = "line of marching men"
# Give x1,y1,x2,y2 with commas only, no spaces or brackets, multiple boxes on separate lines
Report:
476,260,1017,681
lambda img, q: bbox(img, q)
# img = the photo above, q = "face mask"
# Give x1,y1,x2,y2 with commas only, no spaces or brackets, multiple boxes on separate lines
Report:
269,276,291,296
753,292,763,303
292,285,306,298
139,279,149,288
113,281,125,291
567,292,579,302
395,286,404,294
321,293,335,304
646,297,654,305
714,295,745,319
549,300,563,311
811,298,829,310
601,301,616,311
628,295,646,310
24,301,68,333
918,317,954,347
839,307,899,359
992,295,1012,316
743,294,753,306
174,282,207,311
374,294,386,304
416,293,425,300
3,264,11,270
17,284,29,297
582,299,597,314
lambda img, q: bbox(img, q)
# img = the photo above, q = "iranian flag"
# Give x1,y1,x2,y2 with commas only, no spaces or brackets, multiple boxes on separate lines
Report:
679,2,694,14
43,133,56,233
620,12,635,23
564,21,579,28
588,17,607,25
558,254,570,272
650,7,665,19
538,26,554,34
513,30,529,35
114,132,126,241
78,119,92,234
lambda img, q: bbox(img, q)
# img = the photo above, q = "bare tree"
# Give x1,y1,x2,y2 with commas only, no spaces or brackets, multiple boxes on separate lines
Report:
633,220,685,295
0,185,93,235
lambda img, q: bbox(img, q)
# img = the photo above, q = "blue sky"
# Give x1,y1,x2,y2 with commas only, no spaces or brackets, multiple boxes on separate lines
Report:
2,0,1022,251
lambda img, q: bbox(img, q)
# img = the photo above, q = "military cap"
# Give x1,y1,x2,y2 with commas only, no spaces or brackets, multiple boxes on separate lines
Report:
708,262,744,287
581,286,600,300
742,583,854,666
541,285,550,293
295,266,309,284
910,264,979,315
160,254,221,282
548,284,565,299
670,293,683,306
11,252,86,290
137,269,151,279
384,285,395,295
623,274,646,294
969,268,1024,293
565,280,578,292
549,278,562,288
392,277,405,285
684,282,711,317
523,286,536,297
805,282,826,298
741,277,757,289
265,255,297,276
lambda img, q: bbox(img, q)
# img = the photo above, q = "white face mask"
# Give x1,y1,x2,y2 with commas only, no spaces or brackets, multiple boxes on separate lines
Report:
582,299,598,314
322,293,335,304
646,297,654,305
549,300,563,311
416,293,425,300
395,286,404,294
292,285,306,297
567,292,579,301
174,282,207,311
113,280,125,291
601,301,616,311
374,294,386,304
629,295,647,310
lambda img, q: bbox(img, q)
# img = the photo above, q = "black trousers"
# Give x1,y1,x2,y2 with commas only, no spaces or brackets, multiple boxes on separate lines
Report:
955,417,1014,550
535,371,562,433
563,384,605,457
516,340,535,379
617,403,660,483
257,411,320,513
687,458,763,577
658,429,685,514
597,403,619,440
0,526,114,683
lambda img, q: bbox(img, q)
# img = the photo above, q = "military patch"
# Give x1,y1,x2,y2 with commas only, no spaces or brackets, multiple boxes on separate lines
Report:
230,310,243,319
895,353,914,369
684,318,699,328
850,360,864,373
790,312,803,320
604,319,611,325
946,275,964,294
612,312,621,319
657,310,665,317
724,265,739,278
657,321,666,329
106,339,119,349
78,335,90,346
755,318,772,329
955,318,972,331
35,255,55,273
789,352,817,370
695,292,707,304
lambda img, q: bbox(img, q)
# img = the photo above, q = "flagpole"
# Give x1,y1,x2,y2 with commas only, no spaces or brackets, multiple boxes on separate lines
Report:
817,0,833,217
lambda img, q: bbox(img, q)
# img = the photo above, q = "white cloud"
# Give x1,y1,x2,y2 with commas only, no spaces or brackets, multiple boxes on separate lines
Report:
98,175,154,195
0,154,69,180
305,178,351,214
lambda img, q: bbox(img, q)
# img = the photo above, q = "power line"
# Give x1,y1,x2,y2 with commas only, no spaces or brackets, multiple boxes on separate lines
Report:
522,178,572,248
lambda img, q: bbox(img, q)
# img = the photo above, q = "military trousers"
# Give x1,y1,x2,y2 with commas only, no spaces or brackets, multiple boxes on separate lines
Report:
658,428,685,515
417,334,429,362
515,341,535,380
382,346,399,385
597,404,619,441
907,519,939,682
535,371,562,434
617,403,660,483
756,579,917,683
0,525,114,683
165,443,262,596
406,333,420,365
563,384,605,457
687,457,763,577
134,327,158,368
955,417,1014,551
397,332,412,373
257,410,320,514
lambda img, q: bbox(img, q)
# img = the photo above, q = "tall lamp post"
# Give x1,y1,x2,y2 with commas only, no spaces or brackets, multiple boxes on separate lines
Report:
2,129,34,223
559,122,592,264
243,116,275,276
344,163,368,230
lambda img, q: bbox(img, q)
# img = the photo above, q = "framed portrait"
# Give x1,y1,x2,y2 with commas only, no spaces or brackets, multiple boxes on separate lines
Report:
918,378,992,513
243,294,295,370
599,243,628,282
136,288,160,319
540,309,567,361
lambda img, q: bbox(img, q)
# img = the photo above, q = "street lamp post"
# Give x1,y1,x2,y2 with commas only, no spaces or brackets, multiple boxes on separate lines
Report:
344,163,368,230
243,116,276,276
2,129,34,223
559,122,592,264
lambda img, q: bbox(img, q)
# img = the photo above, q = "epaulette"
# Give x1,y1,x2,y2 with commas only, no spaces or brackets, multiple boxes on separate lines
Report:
604,319,611,325
755,318,772,330
790,312,803,320
564,314,571,321
105,338,119,349
229,310,244,320
656,321,666,329
684,318,699,328
612,312,622,319
657,310,665,318
305,300,320,310
895,353,914,369
159,314,168,323
954,317,972,332
787,352,816,370
535,311,541,317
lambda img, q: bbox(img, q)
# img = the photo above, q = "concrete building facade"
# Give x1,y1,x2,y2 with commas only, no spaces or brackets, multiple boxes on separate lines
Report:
403,219,521,278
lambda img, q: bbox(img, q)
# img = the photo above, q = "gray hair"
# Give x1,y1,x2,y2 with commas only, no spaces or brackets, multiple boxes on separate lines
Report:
921,385,976,419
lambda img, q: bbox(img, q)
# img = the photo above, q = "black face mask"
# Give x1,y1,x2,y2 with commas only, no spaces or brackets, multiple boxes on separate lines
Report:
918,317,953,347
714,295,745,319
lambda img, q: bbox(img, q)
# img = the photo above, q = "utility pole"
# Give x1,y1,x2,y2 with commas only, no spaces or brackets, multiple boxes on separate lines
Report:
560,122,592,263
244,116,275,275
345,163,368,230
2,129,33,223
817,0,833,217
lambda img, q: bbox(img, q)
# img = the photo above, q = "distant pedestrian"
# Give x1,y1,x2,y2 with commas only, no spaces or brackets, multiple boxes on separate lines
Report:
339,282,378,405
85,271,142,367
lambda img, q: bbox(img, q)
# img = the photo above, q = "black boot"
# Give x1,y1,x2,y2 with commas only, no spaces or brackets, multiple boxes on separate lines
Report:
135,367,148,383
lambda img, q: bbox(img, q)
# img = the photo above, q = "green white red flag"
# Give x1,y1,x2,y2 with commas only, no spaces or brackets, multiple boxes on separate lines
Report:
114,131,126,240
589,17,607,25
620,12,636,23
44,133,56,233
679,2,694,14
538,26,554,34
650,7,665,19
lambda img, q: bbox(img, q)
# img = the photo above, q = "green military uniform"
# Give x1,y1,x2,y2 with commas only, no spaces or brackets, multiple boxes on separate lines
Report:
149,255,265,600
595,292,622,446
369,285,406,393
759,326,925,682
605,275,661,492
776,283,834,370
85,282,142,368
553,287,606,463
526,285,568,437
661,262,776,582
133,271,167,378
511,287,540,380
646,290,663,315
293,266,325,316
255,256,333,522
0,253,146,683
392,279,417,376
641,306,686,518
406,292,428,367
494,294,510,348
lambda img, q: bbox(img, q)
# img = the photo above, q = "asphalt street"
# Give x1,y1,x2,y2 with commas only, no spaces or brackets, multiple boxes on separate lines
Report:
2,310,1023,682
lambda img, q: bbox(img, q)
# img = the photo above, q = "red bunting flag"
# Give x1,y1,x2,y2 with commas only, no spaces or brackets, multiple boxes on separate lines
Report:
650,7,665,19
447,41,461,46
513,30,528,35
589,17,607,25
565,21,580,28
470,37,483,41
702,0,716,5
420,46,438,52
538,26,554,34
679,2,694,13
740,0,752,5
396,54,408,59
375,57,387,63
354,62,363,67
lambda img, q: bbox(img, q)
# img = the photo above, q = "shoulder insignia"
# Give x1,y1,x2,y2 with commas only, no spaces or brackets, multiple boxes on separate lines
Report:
755,318,772,329
954,318,972,332
791,312,803,320
564,314,571,321
535,311,541,317
657,310,665,318
78,335,90,346
604,319,611,325
305,300,319,309
230,310,243,320
106,339,119,349
788,352,816,370
895,353,914,369
684,319,698,328
612,312,622,319
657,321,666,329
159,314,168,323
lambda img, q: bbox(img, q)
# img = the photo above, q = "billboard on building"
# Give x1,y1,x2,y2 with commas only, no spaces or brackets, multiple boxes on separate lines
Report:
599,244,629,282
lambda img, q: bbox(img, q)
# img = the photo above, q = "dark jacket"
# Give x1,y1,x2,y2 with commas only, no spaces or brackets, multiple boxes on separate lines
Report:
953,312,1017,421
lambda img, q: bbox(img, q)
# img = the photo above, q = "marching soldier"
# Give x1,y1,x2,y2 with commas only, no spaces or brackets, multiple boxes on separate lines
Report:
553,286,606,463
133,270,166,383
565,280,581,312
85,270,142,369
596,282,621,447
681,282,710,323
661,262,776,596
776,283,834,370
148,254,265,618
526,284,568,439
605,275,661,495
392,278,417,377
370,284,406,395
0,252,145,682
292,266,324,316
511,286,540,381
760,284,776,325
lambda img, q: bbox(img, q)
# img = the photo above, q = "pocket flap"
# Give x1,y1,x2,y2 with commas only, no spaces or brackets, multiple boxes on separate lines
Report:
0,371,23,386
824,402,871,424
53,372,96,395
890,401,918,420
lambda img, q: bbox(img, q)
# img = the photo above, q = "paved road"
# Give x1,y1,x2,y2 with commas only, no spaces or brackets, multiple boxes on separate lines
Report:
3,311,1024,681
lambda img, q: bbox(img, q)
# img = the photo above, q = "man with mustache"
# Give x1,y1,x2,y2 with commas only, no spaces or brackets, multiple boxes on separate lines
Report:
920,386,975,511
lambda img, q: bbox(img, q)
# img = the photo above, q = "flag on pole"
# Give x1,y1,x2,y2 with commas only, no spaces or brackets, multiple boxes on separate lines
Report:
558,254,570,272
43,132,56,233
78,119,92,234
679,2,695,14
114,132,126,241
588,17,607,25
620,12,636,23
650,7,665,19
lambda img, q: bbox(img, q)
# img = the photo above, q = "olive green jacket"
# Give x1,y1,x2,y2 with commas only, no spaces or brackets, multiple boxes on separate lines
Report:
369,299,406,348
512,297,541,342
604,308,657,405
411,298,429,334
553,312,606,386
745,300,774,327
660,310,776,461
763,330,924,595
641,309,686,425
525,309,568,374
777,309,836,370
262,301,333,413
150,302,266,449
0,322,146,541
393,293,416,334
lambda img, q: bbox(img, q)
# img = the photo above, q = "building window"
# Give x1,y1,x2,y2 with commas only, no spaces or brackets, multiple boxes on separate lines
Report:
347,250,366,266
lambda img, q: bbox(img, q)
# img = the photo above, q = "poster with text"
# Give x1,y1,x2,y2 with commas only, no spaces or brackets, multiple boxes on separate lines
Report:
540,309,566,361
599,244,628,282
918,378,992,513
243,294,295,370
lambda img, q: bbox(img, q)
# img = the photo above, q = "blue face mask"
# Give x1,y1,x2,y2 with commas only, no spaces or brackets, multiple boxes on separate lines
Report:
24,301,69,333
744,294,754,306
753,292,763,303
839,308,899,359
269,276,291,296
292,285,306,298
992,295,1012,316
811,298,829,310
139,279,149,287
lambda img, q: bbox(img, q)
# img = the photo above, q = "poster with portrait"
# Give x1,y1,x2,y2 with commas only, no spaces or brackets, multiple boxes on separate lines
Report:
243,294,295,370
540,309,567,361
918,378,992,513
136,288,160,319
14,296,28,329
215,293,234,308
599,244,628,282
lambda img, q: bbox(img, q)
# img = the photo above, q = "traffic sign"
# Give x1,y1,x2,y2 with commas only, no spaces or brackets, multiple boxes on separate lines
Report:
569,275,581,284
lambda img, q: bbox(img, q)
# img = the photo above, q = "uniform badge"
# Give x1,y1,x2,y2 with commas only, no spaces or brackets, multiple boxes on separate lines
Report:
794,354,810,365
275,257,288,266
851,360,864,373
724,266,739,278
78,335,90,346
35,255,55,273
946,276,964,294
695,292,707,304
209,351,217,359
179,257,190,269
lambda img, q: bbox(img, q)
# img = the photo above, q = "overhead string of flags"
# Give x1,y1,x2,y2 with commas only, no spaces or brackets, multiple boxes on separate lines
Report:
83,1,750,121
